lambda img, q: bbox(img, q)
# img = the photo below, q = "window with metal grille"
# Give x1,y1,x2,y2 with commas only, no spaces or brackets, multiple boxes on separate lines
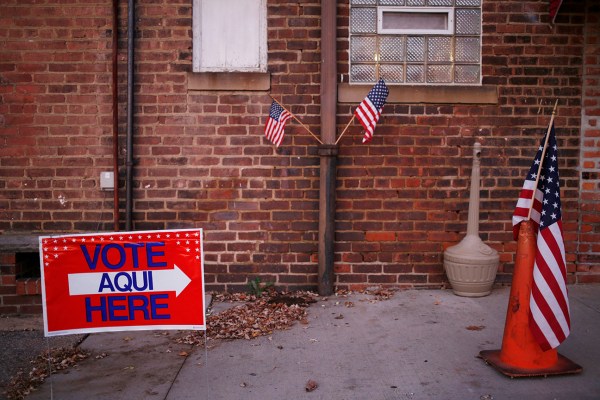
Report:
349,0,481,85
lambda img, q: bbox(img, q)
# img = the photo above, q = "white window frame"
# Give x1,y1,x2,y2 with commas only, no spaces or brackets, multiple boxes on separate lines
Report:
192,0,267,73
377,7,455,35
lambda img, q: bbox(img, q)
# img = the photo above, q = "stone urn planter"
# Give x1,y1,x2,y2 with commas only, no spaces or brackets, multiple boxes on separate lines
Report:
444,143,499,297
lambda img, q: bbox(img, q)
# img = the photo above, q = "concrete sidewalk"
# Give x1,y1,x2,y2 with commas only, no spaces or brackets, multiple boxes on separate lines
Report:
22,286,600,400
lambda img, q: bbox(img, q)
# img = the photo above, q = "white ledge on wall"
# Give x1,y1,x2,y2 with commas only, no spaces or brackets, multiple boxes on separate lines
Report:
187,72,271,91
338,83,498,105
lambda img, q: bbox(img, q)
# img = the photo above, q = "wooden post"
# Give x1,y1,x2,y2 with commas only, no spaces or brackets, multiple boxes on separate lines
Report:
318,0,337,296
375,36,380,81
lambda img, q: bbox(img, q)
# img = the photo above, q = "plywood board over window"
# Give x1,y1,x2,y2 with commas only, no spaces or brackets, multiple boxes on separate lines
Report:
192,0,267,73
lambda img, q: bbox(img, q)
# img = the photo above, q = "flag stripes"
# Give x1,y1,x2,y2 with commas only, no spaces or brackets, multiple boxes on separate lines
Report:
264,101,292,147
354,79,389,143
355,97,379,140
530,221,570,350
512,181,542,240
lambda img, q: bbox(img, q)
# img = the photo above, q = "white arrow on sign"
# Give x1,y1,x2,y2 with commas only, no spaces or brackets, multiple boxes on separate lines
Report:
68,264,192,297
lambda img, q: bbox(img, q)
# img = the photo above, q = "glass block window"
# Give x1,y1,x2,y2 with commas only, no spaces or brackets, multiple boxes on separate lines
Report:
349,0,481,85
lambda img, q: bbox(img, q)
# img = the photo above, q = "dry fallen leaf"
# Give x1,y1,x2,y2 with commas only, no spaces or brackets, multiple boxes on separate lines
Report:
366,288,396,300
179,351,189,356
305,379,318,392
466,325,485,331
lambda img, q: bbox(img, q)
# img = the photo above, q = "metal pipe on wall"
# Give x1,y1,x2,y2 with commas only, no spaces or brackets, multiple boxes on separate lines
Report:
318,0,338,296
112,0,120,231
125,0,134,231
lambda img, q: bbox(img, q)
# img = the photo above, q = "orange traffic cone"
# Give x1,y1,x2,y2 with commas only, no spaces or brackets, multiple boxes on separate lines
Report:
479,220,581,377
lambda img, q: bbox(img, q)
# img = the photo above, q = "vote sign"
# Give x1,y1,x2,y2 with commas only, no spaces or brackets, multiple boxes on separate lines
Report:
40,229,205,336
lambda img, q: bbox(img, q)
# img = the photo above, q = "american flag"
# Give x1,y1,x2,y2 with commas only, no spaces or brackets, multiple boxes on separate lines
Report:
354,79,389,143
264,101,292,147
512,124,570,350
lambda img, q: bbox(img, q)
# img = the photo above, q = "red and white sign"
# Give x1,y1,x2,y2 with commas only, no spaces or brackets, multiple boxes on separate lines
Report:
39,229,205,336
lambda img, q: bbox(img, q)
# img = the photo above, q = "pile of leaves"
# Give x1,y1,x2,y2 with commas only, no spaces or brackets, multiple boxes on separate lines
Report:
178,288,396,346
363,287,396,301
335,287,397,301
5,346,89,400
178,291,316,346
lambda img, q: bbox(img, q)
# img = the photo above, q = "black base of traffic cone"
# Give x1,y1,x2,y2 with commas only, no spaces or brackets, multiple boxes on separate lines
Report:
479,348,582,378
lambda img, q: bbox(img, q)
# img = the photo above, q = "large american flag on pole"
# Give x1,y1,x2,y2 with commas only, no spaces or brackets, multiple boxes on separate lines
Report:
354,79,389,143
512,124,570,350
264,101,292,147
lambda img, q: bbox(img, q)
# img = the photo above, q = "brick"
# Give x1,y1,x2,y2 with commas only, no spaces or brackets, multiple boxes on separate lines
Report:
277,274,310,286
3,294,37,305
337,274,367,283
0,305,19,314
0,285,17,295
19,304,42,314
368,275,397,284
397,275,428,284
1,275,16,286
365,232,396,242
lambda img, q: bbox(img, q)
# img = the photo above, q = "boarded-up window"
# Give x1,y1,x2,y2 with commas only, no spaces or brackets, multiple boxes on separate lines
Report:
192,0,267,72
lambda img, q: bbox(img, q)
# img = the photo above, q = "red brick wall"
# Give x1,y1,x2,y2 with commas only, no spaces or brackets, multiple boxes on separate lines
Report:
0,0,598,304
334,0,588,288
0,1,115,233
578,1,600,283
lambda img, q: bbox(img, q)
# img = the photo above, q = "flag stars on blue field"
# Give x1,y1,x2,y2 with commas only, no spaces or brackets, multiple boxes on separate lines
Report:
537,132,561,228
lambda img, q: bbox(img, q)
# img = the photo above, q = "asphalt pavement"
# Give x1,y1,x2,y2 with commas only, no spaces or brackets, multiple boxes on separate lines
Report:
3,285,600,400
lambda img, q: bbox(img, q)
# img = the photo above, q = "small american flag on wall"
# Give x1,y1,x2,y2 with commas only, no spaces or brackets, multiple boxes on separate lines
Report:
264,101,292,147
354,79,389,143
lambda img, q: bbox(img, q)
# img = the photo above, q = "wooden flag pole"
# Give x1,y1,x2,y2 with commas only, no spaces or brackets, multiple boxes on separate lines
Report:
334,114,356,145
269,96,323,145
374,41,381,82
526,99,559,220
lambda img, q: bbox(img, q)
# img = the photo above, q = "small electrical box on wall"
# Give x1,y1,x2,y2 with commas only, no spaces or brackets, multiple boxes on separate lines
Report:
100,171,114,190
